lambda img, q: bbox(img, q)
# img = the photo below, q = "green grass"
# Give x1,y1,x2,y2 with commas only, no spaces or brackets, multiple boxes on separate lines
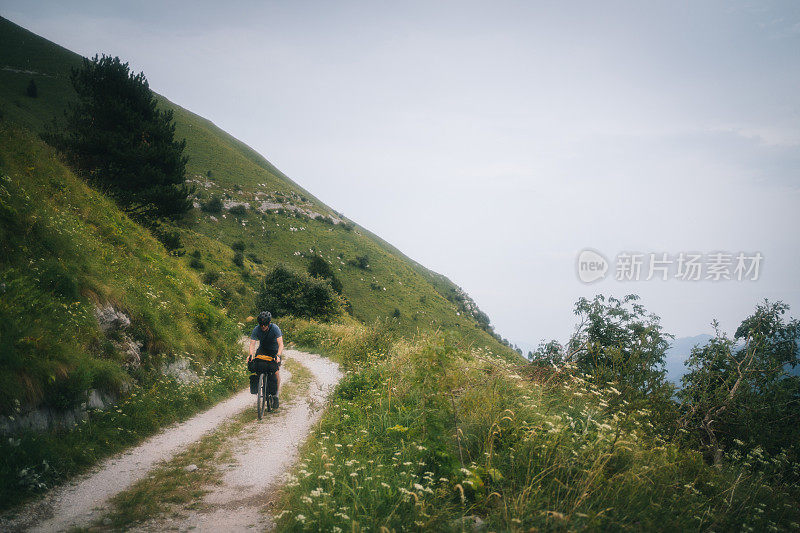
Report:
276,319,800,532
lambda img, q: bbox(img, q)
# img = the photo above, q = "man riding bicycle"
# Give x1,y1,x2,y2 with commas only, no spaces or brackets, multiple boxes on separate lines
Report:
248,311,283,407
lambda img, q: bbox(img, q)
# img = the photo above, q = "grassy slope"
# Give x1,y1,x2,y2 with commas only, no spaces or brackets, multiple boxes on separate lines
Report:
277,320,800,532
0,16,513,358
0,123,245,509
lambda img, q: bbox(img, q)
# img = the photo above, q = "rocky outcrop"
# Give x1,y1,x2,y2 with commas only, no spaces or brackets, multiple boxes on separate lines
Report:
162,359,199,384
94,303,142,368
95,304,131,332
0,389,116,435
257,200,341,223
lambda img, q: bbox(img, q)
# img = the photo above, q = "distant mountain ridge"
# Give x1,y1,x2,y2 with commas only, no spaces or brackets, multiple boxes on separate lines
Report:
665,334,713,384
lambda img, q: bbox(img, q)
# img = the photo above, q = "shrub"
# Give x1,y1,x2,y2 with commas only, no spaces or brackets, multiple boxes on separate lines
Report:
255,265,344,321
233,251,244,268
201,196,222,214
202,271,219,284
348,254,369,270
232,240,246,252
229,205,247,217
679,300,800,465
392,308,401,318
307,255,343,293
151,224,182,252
25,79,38,98
189,257,203,270
569,294,674,415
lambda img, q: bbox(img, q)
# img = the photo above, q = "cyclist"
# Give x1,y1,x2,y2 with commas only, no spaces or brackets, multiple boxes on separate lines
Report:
248,311,283,407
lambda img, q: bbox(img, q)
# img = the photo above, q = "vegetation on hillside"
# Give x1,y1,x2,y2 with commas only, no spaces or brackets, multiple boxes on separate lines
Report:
0,16,506,347
678,300,800,466
256,265,346,321
277,317,800,531
0,124,244,509
46,54,193,222
0,15,514,513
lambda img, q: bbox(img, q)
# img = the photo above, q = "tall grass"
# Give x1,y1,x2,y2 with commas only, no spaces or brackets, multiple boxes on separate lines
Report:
277,319,800,531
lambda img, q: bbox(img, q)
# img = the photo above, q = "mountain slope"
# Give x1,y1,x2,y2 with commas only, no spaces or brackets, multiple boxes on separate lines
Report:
0,15,509,352
0,122,248,508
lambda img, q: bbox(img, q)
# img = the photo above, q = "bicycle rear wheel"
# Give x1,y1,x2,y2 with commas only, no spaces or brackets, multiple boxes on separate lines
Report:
257,373,266,420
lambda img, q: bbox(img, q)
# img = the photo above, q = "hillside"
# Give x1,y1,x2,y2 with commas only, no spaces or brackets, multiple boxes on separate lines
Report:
0,122,246,507
0,14,515,511
0,16,508,353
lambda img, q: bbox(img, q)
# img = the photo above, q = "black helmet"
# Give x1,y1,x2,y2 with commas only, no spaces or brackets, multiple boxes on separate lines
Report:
257,311,272,325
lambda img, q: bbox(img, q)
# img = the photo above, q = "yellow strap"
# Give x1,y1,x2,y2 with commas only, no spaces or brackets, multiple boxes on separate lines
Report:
255,354,276,362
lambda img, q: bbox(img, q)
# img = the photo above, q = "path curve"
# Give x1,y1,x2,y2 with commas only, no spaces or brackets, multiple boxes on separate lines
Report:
132,349,341,532
0,349,340,532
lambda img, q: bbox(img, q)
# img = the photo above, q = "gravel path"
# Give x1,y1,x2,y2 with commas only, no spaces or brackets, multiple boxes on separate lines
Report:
130,349,341,532
0,349,341,532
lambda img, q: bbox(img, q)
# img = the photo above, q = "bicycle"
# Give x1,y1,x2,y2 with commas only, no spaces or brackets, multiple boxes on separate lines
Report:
256,370,278,420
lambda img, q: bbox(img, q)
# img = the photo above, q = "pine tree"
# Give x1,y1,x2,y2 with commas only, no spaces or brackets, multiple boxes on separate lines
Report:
48,55,192,221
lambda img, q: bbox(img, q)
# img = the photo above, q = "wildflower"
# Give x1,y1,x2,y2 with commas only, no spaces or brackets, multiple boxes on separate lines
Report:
295,514,306,523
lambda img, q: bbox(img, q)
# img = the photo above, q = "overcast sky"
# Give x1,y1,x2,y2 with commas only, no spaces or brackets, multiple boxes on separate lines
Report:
3,1,799,351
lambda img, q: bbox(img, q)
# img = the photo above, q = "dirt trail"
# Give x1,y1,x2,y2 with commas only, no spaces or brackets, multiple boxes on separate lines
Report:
131,350,341,532
0,349,341,532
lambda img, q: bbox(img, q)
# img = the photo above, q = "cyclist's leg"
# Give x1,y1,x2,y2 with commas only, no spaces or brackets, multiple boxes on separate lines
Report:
275,368,280,395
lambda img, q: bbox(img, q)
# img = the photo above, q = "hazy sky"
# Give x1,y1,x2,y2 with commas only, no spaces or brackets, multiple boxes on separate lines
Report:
3,1,799,351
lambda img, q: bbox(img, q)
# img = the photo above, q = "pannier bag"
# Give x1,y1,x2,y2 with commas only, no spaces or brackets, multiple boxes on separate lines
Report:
249,373,259,394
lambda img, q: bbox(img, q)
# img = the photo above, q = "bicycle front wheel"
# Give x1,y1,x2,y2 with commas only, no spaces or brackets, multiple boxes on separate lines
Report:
257,373,266,420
